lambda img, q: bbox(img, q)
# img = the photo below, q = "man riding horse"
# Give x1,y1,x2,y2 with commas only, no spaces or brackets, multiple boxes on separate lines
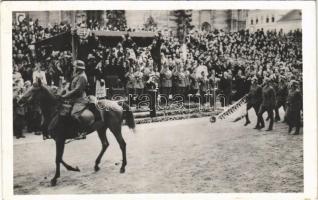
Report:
60,60,102,138
18,59,136,186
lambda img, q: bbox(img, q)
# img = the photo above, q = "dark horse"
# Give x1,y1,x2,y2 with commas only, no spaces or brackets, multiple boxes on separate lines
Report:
18,80,136,186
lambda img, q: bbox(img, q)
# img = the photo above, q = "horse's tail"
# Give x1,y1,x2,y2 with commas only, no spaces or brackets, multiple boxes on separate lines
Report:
120,101,136,132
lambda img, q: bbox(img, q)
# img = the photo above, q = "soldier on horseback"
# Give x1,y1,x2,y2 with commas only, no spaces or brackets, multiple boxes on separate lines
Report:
61,60,102,138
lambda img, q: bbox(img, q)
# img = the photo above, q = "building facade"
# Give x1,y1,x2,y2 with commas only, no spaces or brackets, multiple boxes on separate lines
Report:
14,10,301,34
14,10,248,33
246,9,301,33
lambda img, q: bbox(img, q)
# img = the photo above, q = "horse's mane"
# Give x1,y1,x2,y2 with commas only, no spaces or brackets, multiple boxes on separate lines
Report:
41,84,59,102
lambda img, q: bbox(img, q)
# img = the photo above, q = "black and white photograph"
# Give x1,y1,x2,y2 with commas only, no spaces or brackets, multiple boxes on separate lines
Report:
1,1,317,199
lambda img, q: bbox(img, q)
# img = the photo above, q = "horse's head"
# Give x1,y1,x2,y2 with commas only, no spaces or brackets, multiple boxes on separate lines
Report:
18,79,57,106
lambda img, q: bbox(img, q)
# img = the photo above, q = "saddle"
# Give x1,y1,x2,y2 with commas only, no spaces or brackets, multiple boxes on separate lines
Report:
59,98,102,129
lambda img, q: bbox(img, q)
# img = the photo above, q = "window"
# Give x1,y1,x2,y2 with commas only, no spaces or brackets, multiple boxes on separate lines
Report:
251,19,253,25
271,17,275,22
266,17,269,23
256,18,258,24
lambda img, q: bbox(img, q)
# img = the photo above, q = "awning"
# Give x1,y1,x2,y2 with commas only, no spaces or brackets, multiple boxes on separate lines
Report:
32,31,72,50
91,30,155,38
91,31,155,47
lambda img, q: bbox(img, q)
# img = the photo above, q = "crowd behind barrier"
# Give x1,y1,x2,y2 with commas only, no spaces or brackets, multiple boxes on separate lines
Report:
12,17,303,138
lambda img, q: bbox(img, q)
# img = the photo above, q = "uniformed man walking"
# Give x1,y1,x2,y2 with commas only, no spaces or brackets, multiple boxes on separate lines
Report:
244,76,262,127
256,77,276,131
285,80,302,135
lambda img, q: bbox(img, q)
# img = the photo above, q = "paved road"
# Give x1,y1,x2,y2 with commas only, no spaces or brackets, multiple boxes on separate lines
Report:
14,109,303,194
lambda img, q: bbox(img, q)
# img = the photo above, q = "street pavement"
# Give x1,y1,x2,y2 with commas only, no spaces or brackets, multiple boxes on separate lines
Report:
13,108,303,194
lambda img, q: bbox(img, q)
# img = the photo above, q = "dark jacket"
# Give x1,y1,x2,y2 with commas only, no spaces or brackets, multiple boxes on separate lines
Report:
261,85,276,108
247,84,262,106
287,89,302,111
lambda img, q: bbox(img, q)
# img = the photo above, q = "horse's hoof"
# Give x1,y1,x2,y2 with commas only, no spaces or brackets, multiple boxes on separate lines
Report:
50,179,57,186
75,166,80,172
120,168,125,173
94,166,100,172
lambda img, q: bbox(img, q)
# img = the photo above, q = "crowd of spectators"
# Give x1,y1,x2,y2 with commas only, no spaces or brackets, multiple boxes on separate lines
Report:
12,16,302,138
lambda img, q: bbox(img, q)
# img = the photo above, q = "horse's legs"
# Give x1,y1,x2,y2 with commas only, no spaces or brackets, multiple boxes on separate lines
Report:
110,125,127,173
61,160,80,172
51,138,65,186
94,127,109,172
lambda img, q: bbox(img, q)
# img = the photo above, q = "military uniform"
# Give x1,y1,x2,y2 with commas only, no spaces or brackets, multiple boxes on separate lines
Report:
286,88,302,134
245,82,262,126
189,73,199,95
275,81,288,121
62,60,94,134
160,67,172,98
65,72,88,118
134,71,144,108
175,71,186,98
256,84,276,130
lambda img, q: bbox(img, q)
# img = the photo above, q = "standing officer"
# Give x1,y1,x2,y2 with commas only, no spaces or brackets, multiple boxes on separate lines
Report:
286,80,302,135
198,71,208,105
256,77,276,131
244,76,262,127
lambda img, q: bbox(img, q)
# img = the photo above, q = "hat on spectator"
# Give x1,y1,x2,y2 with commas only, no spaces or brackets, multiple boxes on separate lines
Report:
73,60,85,70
